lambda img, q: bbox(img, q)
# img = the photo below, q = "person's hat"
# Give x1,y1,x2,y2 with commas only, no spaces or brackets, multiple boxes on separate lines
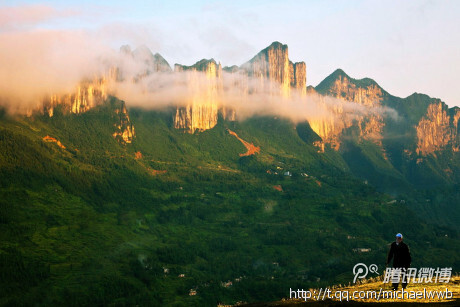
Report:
396,233,403,238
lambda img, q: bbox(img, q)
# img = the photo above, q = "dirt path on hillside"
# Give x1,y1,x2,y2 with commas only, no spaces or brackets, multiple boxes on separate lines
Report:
227,129,260,157
42,135,66,149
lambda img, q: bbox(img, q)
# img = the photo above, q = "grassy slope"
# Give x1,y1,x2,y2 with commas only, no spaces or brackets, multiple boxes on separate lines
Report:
246,276,460,306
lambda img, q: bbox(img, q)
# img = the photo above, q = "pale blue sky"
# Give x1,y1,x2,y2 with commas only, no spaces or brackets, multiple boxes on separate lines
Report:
2,0,460,107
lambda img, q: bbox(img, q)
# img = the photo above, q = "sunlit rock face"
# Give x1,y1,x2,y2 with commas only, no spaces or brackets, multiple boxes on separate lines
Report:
43,73,113,117
307,92,348,150
240,41,306,98
42,73,135,144
42,76,135,144
320,72,384,106
112,101,135,144
40,45,172,142
172,42,307,132
455,109,460,150
311,69,386,150
289,61,306,96
416,103,460,155
173,59,221,132
242,41,291,97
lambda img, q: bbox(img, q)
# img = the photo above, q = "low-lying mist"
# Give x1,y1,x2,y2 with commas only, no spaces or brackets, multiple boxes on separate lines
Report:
0,28,398,124
111,69,399,124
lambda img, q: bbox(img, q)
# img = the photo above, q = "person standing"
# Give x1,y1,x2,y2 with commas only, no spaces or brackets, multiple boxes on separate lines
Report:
386,233,411,290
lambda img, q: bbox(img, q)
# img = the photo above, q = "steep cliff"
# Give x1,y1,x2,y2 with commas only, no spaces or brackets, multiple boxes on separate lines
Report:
242,42,291,97
311,69,387,149
40,45,171,142
316,69,386,106
454,108,460,148
112,101,135,144
36,43,460,159
289,61,307,96
43,75,111,117
307,93,347,150
240,42,306,98
416,102,459,155
43,81,135,144
172,42,307,132
173,59,221,132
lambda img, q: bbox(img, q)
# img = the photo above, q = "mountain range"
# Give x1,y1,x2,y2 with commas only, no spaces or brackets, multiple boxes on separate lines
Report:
0,42,458,306
38,41,460,190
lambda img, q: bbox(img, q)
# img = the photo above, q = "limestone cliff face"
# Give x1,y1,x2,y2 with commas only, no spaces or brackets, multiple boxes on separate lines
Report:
307,94,349,150
289,61,307,96
242,42,290,97
310,69,386,150
173,59,221,132
43,76,135,144
416,103,459,155
43,74,112,117
241,42,306,97
359,115,385,143
112,101,135,144
320,72,384,106
454,109,460,149
43,75,135,144
40,45,172,143
172,42,307,132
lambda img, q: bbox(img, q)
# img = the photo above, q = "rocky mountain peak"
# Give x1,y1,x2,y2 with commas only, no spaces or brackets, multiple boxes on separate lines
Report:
308,69,388,150
222,65,239,73
242,41,291,97
152,53,172,72
255,41,288,58
120,44,132,55
130,45,172,73
174,58,220,76
316,69,386,105
132,44,154,59
240,42,306,97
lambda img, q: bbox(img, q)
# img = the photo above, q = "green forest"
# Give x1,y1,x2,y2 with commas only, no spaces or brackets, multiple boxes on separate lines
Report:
0,99,459,306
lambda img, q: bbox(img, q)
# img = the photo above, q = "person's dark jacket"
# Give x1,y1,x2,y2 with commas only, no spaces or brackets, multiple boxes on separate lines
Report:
386,241,411,268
